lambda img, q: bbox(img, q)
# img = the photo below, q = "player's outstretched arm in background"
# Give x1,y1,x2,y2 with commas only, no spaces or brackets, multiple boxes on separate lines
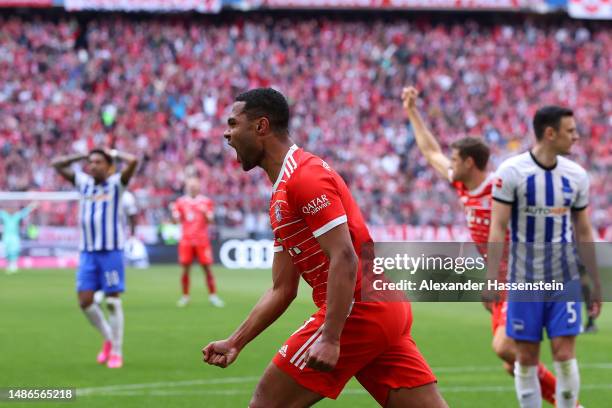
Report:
572,210,602,318
16,202,38,220
484,200,511,309
51,153,88,185
303,223,357,372
107,149,139,186
203,250,300,368
401,86,451,179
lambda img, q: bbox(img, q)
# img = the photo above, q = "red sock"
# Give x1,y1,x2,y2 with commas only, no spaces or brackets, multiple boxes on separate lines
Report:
204,270,217,295
538,363,556,406
181,272,190,296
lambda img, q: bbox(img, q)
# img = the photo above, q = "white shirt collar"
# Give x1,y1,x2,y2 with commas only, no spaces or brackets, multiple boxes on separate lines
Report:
272,144,298,191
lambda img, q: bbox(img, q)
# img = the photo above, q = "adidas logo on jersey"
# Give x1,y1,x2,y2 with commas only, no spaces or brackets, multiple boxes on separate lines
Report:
278,344,288,358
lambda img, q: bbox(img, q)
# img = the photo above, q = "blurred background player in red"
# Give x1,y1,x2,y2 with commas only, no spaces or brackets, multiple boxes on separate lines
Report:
402,86,562,407
170,176,224,308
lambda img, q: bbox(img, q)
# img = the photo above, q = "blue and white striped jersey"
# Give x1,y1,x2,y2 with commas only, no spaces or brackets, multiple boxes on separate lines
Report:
75,172,126,252
492,151,589,283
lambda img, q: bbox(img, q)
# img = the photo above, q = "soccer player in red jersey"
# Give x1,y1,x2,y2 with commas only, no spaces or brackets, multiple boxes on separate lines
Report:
171,176,224,308
203,88,447,408
402,86,560,406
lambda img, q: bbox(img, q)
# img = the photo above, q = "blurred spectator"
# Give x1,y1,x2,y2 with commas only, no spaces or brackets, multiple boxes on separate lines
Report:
0,14,609,230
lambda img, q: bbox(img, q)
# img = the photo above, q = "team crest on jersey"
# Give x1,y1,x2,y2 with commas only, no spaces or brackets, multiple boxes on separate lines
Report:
495,177,503,188
274,203,282,221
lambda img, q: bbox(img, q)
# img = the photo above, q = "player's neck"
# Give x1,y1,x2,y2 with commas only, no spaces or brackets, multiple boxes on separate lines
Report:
261,139,294,185
530,144,558,169
464,171,487,191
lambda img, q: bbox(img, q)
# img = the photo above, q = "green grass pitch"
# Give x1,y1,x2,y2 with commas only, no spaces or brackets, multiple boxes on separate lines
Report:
1,266,610,407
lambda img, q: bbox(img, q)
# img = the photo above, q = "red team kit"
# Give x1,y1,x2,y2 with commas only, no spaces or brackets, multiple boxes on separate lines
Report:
172,195,215,266
452,175,508,333
268,145,436,404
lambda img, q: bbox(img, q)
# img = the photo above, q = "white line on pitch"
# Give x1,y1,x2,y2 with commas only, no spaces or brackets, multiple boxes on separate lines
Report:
77,376,260,396
76,363,612,396
435,362,612,373
78,383,612,397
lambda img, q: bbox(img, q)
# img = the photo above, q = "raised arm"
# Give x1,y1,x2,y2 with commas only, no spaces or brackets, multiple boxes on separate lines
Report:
303,222,357,372
16,202,38,220
401,87,452,179
107,149,139,186
203,250,300,368
51,153,87,185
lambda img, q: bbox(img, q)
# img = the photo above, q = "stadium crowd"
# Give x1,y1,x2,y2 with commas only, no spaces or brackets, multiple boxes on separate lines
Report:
0,14,610,231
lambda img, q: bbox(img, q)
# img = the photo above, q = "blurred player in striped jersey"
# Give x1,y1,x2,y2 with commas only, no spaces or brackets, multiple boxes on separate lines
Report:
204,88,447,407
52,148,138,369
488,106,600,408
170,176,224,308
402,87,561,406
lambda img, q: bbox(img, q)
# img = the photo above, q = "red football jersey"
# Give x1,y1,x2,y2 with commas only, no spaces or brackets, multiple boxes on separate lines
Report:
452,173,508,286
172,195,213,245
451,173,495,250
270,145,373,309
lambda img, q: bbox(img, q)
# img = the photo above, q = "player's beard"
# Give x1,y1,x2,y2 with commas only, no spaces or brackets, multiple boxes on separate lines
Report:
238,144,264,172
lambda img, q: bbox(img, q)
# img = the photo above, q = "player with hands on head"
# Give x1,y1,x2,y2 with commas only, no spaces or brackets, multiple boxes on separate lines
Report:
52,147,138,369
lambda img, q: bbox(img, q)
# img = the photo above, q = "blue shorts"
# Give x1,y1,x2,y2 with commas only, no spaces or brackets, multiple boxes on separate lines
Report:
506,299,582,342
76,250,125,294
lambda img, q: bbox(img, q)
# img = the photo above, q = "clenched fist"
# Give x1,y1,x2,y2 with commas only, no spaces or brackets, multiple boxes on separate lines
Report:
304,338,340,372
401,86,419,113
202,339,240,368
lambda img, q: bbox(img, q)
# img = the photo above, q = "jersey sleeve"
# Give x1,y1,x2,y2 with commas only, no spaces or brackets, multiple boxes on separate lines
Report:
572,170,590,211
122,191,138,216
287,166,347,238
273,236,284,253
492,162,518,205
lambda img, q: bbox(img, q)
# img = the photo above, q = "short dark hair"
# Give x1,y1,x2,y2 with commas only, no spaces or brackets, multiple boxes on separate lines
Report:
89,148,113,165
235,88,290,134
450,137,490,171
533,106,574,141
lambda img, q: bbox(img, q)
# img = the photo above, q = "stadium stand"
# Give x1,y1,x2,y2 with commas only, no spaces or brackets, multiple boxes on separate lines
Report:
1,14,609,229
